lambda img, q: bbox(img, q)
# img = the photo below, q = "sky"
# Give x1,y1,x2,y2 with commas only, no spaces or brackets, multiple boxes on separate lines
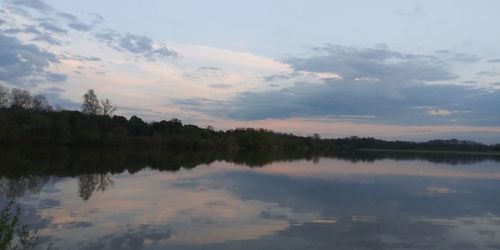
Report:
0,0,499,143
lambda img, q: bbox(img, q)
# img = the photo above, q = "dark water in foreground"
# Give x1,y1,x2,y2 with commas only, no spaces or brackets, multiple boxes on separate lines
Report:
2,150,500,249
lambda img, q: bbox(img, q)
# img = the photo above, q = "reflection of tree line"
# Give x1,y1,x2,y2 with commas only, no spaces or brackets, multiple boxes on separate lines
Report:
78,174,113,201
1,147,499,200
0,174,114,201
332,150,500,165
0,176,49,198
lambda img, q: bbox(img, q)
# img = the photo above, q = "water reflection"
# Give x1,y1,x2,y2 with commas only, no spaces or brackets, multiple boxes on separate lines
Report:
78,174,114,201
0,175,50,198
1,148,500,249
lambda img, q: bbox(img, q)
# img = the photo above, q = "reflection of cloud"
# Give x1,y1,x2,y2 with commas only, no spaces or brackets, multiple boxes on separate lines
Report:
13,158,500,249
31,169,316,248
253,158,500,180
425,186,456,194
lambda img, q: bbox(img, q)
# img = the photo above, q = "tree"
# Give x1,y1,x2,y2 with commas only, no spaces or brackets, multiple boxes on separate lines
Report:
313,133,320,140
0,200,42,249
32,94,53,111
10,89,33,109
101,98,117,116
82,89,101,115
0,85,9,108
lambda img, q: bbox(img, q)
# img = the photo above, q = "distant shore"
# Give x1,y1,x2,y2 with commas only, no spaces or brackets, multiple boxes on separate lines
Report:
358,148,500,156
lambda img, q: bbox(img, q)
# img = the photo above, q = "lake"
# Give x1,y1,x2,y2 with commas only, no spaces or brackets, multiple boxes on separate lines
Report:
2,149,500,249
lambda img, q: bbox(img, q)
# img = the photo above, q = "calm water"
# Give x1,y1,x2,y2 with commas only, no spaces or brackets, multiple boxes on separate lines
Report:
2,150,500,249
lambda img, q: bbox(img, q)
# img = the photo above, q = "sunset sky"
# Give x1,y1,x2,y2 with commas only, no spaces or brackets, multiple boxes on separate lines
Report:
1,0,499,142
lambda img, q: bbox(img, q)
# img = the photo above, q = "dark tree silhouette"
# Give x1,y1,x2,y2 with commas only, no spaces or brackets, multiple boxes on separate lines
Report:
82,89,101,115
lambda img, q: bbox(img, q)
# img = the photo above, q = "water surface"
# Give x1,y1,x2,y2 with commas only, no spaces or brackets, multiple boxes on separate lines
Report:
2,150,500,249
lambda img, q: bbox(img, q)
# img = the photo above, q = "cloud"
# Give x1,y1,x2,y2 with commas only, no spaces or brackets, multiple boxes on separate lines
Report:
289,44,457,82
475,70,498,77
427,109,456,116
94,31,177,59
0,33,64,86
396,4,424,17
174,45,500,126
198,66,221,71
11,0,53,13
119,34,155,53
434,50,481,63
56,12,103,32
69,55,101,61
488,59,500,63
45,72,67,82
263,74,294,82
67,21,93,32
4,25,62,45
209,83,233,89
119,33,177,57
42,87,80,109
38,21,66,34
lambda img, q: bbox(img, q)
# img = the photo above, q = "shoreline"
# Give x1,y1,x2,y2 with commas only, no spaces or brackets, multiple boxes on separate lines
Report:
357,148,500,156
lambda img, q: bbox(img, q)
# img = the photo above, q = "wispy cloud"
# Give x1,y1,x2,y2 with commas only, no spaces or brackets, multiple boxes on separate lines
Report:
94,30,177,59
175,45,500,126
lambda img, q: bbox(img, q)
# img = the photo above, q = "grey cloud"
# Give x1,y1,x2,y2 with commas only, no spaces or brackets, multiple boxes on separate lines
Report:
198,66,221,71
290,45,456,82
119,33,155,53
94,30,119,42
38,20,67,34
476,70,498,77
45,72,67,82
94,31,177,59
42,88,80,110
0,33,62,86
396,4,424,17
462,80,478,84
4,25,61,45
175,45,500,126
488,59,500,63
119,33,177,57
71,55,101,61
56,12,77,21
68,21,92,32
82,227,173,250
188,81,499,126
209,83,233,89
92,13,104,23
56,12,102,32
38,198,60,209
264,74,294,82
44,86,64,93
434,50,480,63
172,98,227,114
154,47,176,57
11,0,53,13
185,66,225,80
61,221,93,230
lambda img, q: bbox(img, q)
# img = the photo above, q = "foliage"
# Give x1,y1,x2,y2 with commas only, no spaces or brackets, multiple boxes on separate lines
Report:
0,200,40,250
0,84,498,152
82,89,101,115
82,89,117,116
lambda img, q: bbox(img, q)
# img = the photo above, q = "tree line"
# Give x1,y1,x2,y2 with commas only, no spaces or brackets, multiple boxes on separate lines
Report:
0,84,499,152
